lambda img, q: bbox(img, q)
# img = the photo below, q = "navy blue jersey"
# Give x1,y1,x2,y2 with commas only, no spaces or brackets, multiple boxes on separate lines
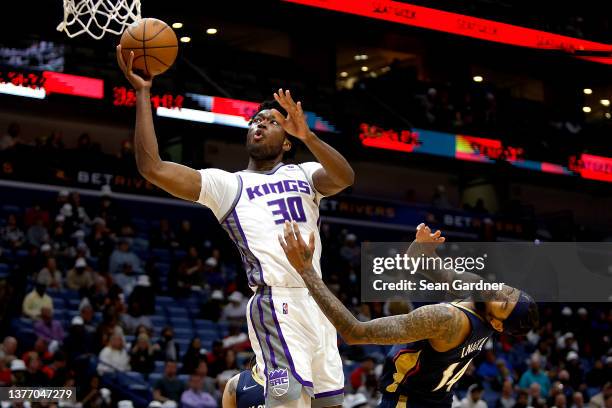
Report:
236,366,265,408
378,303,494,408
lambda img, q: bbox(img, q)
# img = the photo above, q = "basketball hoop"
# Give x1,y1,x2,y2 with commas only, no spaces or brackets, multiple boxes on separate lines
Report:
57,0,142,40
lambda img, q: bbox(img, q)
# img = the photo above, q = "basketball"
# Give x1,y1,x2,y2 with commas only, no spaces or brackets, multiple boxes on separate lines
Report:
119,18,178,77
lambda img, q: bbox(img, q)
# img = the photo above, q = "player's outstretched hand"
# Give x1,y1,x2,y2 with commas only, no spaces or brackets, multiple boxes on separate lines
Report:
278,221,316,274
415,223,446,246
116,45,153,91
271,89,312,141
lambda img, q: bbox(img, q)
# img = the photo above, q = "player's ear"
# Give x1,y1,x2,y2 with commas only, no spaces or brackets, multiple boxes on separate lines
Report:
491,318,504,333
283,138,292,152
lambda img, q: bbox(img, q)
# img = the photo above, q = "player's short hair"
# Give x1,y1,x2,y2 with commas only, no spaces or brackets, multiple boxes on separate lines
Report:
250,100,287,124
250,99,298,161
504,291,539,336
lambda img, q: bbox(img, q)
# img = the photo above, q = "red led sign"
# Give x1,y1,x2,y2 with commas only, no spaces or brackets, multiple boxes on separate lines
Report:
283,0,612,64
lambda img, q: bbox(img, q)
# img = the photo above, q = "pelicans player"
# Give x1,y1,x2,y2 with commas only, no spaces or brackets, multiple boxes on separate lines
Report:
280,222,539,408
117,47,354,408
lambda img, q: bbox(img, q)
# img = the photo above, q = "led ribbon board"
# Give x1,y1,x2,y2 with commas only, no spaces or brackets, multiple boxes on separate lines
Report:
283,0,612,64
359,123,612,182
0,70,104,99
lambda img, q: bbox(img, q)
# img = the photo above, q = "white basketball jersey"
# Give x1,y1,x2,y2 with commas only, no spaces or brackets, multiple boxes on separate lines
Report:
197,162,323,288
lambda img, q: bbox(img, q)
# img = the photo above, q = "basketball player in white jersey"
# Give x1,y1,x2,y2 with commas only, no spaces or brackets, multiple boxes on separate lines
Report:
117,47,355,408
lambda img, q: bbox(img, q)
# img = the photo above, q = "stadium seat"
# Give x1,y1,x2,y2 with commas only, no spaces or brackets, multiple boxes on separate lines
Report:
149,372,163,386
169,317,192,329
156,296,174,306
193,319,216,330
151,248,171,261
167,306,189,317
124,371,144,383
151,316,167,327
154,361,165,373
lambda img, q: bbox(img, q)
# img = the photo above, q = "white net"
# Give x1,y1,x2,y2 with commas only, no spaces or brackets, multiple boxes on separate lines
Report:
57,0,142,40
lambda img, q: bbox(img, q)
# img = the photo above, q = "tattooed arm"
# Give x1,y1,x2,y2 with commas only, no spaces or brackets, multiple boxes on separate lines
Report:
222,373,239,408
278,221,465,346
408,223,515,301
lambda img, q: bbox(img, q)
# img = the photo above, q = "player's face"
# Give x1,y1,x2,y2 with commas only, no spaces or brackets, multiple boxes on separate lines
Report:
483,290,521,332
246,110,290,160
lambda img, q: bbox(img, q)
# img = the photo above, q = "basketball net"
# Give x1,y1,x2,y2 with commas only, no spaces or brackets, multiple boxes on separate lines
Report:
57,0,142,40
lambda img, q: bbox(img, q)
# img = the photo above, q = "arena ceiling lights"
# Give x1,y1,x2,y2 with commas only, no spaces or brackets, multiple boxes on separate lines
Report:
283,0,612,64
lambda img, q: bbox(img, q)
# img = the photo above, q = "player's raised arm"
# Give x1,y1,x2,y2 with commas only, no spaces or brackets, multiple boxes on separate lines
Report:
278,221,465,345
407,223,517,302
116,45,201,202
272,89,354,196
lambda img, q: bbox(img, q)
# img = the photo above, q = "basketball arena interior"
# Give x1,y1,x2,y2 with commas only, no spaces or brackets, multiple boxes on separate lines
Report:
0,1,611,407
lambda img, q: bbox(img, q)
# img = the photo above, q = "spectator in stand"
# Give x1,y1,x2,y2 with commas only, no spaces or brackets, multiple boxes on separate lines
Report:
588,382,612,408
181,374,217,408
78,375,109,408
0,356,10,386
1,214,25,249
528,383,544,407
26,218,50,247
24,338,54,365
150,219,177,248
96,307,125,353
221,323,249,351
22,279,53,319
129,333,156,375
9,359,27,386
24,354,49,386
176,246,204,294
176,220,197,248
221,291,246,322
157,327,180,362
217,349,239,380
66,257,94,292
88,217,115,267
41,351,69,387
477,350,500,384
203,256,224,288
153,360,185,404
201,290,223,322
63,316,95,362
114,263,137,297
122,299,153,335
0,122,21,150
129,274,155,315
0,337,18,364
109,239,141,275
552,393,568,408
495,380,515,408
204,341,224,379
25,204,50,228
570,392,585,408
37,257,63,290
339,233,360,268
70,191,91,227
460,383,488,408
97,333,130,375
33,306,65,343
79,299,97,334
519,354,550,398
350,357,376,391
181,337,204,375
194,359,217,397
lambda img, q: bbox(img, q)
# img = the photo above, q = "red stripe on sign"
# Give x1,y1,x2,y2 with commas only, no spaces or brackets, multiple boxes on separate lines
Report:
211,97,260,119
282,0,612,64
42,71,104,99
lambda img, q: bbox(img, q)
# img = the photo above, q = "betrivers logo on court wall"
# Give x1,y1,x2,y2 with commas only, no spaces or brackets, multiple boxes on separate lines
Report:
268,368,290,397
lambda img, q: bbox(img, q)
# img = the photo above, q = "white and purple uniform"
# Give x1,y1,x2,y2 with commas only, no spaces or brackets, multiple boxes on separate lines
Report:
196,162,344,407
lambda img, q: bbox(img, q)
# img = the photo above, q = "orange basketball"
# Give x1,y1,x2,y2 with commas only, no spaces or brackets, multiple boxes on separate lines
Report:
120,18,178,77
